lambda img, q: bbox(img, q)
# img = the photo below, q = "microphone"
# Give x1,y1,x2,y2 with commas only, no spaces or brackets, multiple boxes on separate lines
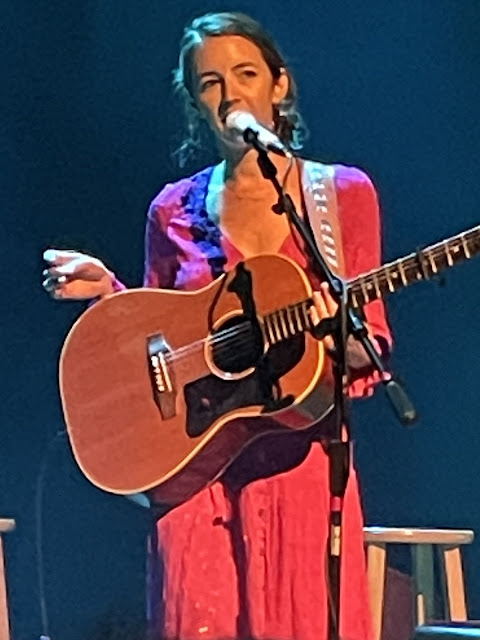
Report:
225,111,293,158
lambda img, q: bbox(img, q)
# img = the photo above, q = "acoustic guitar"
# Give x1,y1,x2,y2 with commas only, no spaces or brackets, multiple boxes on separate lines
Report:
59,225,479,505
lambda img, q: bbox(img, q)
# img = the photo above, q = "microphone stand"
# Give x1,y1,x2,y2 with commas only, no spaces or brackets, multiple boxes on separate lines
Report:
250,141,416,640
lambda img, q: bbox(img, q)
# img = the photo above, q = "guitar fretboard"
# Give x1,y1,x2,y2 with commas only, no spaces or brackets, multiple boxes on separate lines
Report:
260,225,480,345
263,300,315,345
348,225,480,308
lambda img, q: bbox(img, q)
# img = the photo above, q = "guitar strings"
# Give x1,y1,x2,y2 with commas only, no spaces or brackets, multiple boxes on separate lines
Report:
164,321,254,364
163,236,474,366
164,302,313,364
166,330,269,370
349,239,475,293
165,301,315,365
164,321,252,359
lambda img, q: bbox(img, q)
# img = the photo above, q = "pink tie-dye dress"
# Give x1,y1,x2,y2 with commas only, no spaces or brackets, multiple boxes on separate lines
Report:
142,162,392,640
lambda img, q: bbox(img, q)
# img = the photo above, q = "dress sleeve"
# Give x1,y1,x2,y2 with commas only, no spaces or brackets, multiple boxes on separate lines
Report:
143,198,180,289
336,166,393,398
87,267,126,307
110,275,127,292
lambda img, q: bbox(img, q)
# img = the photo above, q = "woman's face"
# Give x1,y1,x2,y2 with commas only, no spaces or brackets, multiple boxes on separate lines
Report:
191,35,288,150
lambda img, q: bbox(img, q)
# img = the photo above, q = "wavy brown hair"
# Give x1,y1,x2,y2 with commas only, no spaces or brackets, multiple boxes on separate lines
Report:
172,11,307,166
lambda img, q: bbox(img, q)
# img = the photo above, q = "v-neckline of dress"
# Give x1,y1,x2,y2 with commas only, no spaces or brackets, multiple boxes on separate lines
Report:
198,163,301,264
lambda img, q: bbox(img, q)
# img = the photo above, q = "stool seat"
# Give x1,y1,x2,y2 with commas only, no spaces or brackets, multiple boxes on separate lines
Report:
364,527,474,546
364,527,474,640
0,522,14,535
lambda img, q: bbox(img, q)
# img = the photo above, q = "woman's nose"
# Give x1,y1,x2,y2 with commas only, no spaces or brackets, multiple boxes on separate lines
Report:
220,77,241,106
218,99,238,122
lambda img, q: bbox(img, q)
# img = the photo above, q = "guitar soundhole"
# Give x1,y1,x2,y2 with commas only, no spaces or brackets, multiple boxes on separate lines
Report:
210,315,264,375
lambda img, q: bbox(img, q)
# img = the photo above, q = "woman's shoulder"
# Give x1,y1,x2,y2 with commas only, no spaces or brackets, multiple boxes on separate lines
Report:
149,165,214,212
301,157,376,192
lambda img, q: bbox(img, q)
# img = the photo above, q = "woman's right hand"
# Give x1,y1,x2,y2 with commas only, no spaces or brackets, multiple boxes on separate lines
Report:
42,248,115,300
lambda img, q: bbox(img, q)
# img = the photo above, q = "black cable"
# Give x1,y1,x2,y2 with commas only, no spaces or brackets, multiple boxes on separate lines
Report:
34,429,67,640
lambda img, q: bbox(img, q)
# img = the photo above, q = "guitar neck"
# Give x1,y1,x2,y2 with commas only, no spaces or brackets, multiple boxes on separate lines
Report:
261,225,480,346
347,225,480,308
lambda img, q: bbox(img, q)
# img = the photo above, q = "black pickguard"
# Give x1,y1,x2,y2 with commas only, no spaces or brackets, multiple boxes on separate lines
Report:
184,334,305,437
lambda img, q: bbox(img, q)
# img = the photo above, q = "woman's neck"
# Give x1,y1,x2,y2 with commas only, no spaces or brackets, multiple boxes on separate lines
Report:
221,149,291,199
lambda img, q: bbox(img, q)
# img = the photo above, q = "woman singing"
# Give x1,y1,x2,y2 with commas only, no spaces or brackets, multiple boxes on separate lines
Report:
43,12,392,640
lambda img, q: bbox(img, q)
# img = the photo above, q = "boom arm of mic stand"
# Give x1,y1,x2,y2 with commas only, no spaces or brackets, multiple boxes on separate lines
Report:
347,308,418,425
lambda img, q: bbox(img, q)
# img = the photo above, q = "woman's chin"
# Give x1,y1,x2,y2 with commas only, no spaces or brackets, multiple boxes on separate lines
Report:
218,136,249,157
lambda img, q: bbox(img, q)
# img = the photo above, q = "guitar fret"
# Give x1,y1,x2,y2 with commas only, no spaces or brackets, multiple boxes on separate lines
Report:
460,233,471,259
278,310,289,338
444,243,454,267
276,311,285,340
262,317,270,345
271,312,282,342
402,260,417,284
285,306,296,335
416,252,430,280
427,250,438,274
384,267,395,292
302,301,312,330
397,260,408,286
358,277,370,304
264,316,275,345
351,290,360,308
293,303,303,331
258,321,268,349
373,273,382,298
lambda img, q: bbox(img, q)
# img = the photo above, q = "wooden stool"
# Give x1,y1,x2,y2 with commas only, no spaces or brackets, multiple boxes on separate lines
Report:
0,519,15,640
364,527,474,640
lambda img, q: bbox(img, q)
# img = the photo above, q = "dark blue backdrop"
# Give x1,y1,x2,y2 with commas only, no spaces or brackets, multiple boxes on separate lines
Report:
2,1,480,639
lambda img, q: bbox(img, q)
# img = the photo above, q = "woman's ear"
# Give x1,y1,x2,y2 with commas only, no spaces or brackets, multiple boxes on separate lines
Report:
272,68,289,105
190,96,209,124
189,96,200,112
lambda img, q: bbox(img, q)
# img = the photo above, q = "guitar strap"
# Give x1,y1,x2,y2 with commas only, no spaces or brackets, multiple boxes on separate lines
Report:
300,159,346,279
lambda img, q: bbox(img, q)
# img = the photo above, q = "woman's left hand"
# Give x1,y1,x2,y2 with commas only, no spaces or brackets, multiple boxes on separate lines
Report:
311,282,374,370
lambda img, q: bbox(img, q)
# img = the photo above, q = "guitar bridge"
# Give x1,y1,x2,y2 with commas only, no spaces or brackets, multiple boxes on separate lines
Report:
147,333,176,419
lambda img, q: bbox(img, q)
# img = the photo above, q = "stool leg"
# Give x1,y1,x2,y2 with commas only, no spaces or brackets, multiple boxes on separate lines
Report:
413,544,435,624
367,542,386,640
0,537,11,640
443,546,467,621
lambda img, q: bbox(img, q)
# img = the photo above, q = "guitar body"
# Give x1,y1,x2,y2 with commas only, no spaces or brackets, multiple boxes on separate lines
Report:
60,254,334,506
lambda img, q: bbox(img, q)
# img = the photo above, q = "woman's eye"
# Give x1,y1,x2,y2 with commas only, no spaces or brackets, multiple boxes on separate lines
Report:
199,79,217,92
242,70,257,78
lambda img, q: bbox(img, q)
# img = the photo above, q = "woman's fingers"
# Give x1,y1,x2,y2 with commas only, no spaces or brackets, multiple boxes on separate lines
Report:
43,248,81,266
43,253,107,281
312,284,337,321
311,288,335,350
42,276,60,294
42,273,105,300
312,284,375,369
47,257,87,278
42,274,69,300
319,282,338,316
42,248,114,300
